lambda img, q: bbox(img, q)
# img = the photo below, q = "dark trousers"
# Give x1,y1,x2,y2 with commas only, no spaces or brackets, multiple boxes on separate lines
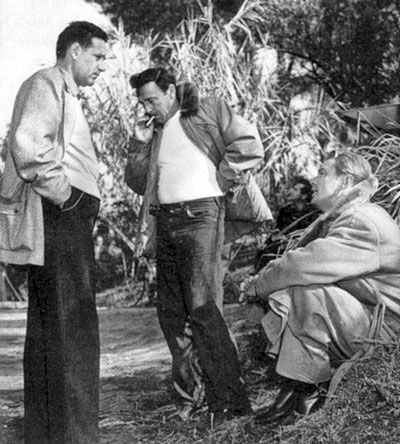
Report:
24,190,100,444
155,197,250,413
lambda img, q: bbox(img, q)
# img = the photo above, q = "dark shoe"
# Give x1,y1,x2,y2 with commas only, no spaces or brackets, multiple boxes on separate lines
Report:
255,386,298,425
255,380,329,425
295,382,328,416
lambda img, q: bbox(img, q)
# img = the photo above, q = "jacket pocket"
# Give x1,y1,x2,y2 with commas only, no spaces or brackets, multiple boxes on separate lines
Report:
0,199,25,215
0,181,27,215
0,183,38,252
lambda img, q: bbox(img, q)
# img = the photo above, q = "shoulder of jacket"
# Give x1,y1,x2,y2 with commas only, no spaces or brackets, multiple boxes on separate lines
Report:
195,96,228,122
336,202,390,233
22,67,64,91
351,202,389,220
199,95,225,109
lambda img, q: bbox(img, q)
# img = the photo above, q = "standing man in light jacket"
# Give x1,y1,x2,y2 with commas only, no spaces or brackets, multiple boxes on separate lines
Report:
125,67,265,427
0,22,108,443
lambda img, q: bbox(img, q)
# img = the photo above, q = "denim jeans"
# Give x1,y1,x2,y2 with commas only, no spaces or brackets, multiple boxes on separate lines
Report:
155,197,250,413
25,190,100,444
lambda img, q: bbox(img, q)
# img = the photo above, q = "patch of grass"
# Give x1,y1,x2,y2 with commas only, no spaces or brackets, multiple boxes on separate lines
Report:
263,341,400,444
4,315,399,443
108,335,400,444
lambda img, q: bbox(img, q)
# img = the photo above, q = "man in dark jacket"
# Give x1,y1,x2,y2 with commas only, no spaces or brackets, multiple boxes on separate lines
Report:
254,177,319,271
125,67,265,426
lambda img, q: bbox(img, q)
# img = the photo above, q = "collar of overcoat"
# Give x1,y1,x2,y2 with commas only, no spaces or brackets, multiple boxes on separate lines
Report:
294,176,379,248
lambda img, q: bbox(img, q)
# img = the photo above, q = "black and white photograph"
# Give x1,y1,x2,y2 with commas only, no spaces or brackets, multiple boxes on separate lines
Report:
1,1,400,443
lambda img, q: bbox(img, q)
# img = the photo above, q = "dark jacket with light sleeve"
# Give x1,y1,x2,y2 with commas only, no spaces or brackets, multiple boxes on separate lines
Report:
125,83,265,254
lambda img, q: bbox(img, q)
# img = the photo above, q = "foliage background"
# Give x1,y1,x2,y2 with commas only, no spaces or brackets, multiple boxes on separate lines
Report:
2,0,400,297
80,0,400,299
1,2,400,443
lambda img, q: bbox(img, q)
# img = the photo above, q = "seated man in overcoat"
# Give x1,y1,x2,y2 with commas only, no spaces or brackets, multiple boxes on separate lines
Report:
246,150,400,424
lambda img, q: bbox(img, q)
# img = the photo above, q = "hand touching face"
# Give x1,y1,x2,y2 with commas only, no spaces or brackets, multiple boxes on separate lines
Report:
137,81,177,124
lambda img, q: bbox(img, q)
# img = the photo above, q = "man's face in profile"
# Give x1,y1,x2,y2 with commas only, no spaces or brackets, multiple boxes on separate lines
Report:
72,37,107,87
312,158,344,211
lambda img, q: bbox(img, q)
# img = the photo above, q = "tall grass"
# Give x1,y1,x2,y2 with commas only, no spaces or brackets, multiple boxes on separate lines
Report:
355,134,400,220
83,23,156,240
83,0,400,245
157,0,332,208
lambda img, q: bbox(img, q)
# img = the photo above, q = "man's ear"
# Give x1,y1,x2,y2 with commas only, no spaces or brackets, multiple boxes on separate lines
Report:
167,84,176,100
70,42,82,60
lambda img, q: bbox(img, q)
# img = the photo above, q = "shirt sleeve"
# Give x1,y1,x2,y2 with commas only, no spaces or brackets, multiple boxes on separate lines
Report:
255,210,381,298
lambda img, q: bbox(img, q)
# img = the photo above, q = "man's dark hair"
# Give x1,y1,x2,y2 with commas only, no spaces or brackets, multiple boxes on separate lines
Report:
56,21,108,59
130,67,200,117
293,176,313,202
129,67,176,94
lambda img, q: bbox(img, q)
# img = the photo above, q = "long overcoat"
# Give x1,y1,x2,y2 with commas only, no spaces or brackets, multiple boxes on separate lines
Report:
255,178,400,383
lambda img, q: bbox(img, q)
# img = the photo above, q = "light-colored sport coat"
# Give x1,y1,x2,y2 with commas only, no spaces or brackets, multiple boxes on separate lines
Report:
0,66,77,265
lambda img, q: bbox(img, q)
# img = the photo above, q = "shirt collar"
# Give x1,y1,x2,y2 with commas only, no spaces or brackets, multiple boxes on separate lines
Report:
57,66,81,98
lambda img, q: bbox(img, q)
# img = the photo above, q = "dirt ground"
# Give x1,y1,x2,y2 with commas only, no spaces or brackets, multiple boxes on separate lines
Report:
0,304,253,444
